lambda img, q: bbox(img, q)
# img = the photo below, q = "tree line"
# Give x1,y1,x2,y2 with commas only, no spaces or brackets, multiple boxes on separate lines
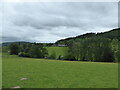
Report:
63,37,119,62
9,43,48,58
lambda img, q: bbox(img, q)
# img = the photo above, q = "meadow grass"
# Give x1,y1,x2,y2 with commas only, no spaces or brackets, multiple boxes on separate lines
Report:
2,53,118,88
46,47,68,58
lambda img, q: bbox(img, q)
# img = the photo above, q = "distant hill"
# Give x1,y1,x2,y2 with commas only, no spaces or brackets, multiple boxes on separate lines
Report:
1,41,54,47
2,41,31,46
55,28,120,45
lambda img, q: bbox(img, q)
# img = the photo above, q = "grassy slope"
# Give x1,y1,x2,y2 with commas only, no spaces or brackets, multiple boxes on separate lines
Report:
46,47,68,58
2,53,118,88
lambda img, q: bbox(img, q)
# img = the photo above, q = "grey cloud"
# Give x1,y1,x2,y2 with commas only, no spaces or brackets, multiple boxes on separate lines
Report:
2,36,22,42
13,3,117,30
2,2,118,43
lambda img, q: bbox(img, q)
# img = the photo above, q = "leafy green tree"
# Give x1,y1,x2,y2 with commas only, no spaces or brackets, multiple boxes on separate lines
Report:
63,52,76,61
28,45,48,58
68,42,80,60
111,39,120,62
9,43,20,55
93,37,114,62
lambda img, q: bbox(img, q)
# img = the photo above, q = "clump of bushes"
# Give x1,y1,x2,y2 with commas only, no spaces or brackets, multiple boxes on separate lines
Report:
18,52,29,57
63,53,76,61
9,43,48,58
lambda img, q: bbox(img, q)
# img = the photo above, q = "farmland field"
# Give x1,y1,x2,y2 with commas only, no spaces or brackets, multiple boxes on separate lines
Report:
2,53,118,88
46,47,68,59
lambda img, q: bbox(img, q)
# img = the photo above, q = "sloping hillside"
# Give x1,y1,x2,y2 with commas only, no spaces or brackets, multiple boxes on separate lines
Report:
55,28,120,45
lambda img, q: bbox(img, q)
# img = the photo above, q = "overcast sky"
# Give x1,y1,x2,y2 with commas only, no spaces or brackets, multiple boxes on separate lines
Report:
1,2,118,43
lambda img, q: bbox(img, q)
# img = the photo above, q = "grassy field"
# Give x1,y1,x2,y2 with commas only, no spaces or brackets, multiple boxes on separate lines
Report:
46,47,68,59
2,53,118,88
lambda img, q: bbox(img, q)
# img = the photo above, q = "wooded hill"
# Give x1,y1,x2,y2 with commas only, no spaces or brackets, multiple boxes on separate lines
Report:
54,28,120,62
55,28,120,45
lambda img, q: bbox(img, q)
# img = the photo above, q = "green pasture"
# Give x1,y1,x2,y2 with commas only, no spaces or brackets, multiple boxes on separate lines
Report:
2,53,118,88
46,47,68,59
